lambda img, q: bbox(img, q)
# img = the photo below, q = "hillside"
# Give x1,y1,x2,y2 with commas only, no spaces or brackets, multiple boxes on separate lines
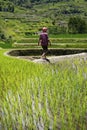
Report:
0,0,87,42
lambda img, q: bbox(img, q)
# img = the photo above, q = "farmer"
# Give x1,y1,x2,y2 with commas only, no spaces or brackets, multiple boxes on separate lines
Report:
38,27,51,59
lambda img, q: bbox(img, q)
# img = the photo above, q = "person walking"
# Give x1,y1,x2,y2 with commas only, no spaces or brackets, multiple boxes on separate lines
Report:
38,27,51,59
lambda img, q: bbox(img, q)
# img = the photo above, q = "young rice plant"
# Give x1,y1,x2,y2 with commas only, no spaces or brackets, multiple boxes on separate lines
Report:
0,50,87,130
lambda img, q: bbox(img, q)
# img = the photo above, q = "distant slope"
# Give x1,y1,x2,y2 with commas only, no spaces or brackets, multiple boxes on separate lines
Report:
0,0,87,42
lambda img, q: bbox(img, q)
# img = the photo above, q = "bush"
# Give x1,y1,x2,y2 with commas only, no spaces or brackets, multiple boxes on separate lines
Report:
68,17,87,34
49,26,67,35
0,33,6,40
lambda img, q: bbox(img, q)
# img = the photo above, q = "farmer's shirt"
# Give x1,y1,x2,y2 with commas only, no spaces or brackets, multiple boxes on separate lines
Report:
39,32,48,46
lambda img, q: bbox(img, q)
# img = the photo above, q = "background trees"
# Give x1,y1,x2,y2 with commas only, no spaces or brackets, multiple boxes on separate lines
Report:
68,17,87,34
0,0,87,41
0,1,14,12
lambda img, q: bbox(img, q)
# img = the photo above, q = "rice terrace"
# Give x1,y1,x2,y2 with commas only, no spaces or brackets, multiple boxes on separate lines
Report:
0,0,87,130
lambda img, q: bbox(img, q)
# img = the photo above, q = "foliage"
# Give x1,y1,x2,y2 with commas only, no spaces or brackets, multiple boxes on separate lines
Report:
68,17,87,34
49,26,67,34
0,0,87,41
0,1,14,12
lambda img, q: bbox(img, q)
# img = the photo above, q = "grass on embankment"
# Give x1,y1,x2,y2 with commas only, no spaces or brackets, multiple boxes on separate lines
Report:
0,49,87,129
0,34,87,49
13,34,87,49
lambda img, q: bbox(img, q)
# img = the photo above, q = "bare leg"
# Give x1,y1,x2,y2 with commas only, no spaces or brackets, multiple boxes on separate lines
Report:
41,46,48,59
42,52,46,59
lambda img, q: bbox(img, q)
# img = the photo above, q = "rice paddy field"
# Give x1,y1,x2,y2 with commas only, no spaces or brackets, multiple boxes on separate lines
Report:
0,49,87,130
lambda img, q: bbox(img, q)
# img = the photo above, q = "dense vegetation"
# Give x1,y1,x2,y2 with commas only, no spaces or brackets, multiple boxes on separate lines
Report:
0,1,87,129
0,49,87,130
0,0,87,43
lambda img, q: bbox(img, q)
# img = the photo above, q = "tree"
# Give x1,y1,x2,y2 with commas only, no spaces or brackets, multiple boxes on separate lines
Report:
68,17,87,34
8,4,14,12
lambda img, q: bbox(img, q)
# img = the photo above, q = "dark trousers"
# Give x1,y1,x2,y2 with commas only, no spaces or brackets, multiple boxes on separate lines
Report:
42,45,48,55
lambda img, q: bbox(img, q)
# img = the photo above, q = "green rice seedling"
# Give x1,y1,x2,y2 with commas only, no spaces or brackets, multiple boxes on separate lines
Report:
0,49,87,129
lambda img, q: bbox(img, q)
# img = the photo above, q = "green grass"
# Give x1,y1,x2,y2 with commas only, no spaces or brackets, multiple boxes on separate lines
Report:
0,42,12,49
12,43,87,49
16,35,87,44
0,0,87,41
1,33,87,49
0,1,87,128
49,34,87,38
12,35,87,49
0,49,87,129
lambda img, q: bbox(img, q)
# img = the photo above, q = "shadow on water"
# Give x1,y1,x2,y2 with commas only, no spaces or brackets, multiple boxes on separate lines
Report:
7,48,87,57
6,48,87,63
